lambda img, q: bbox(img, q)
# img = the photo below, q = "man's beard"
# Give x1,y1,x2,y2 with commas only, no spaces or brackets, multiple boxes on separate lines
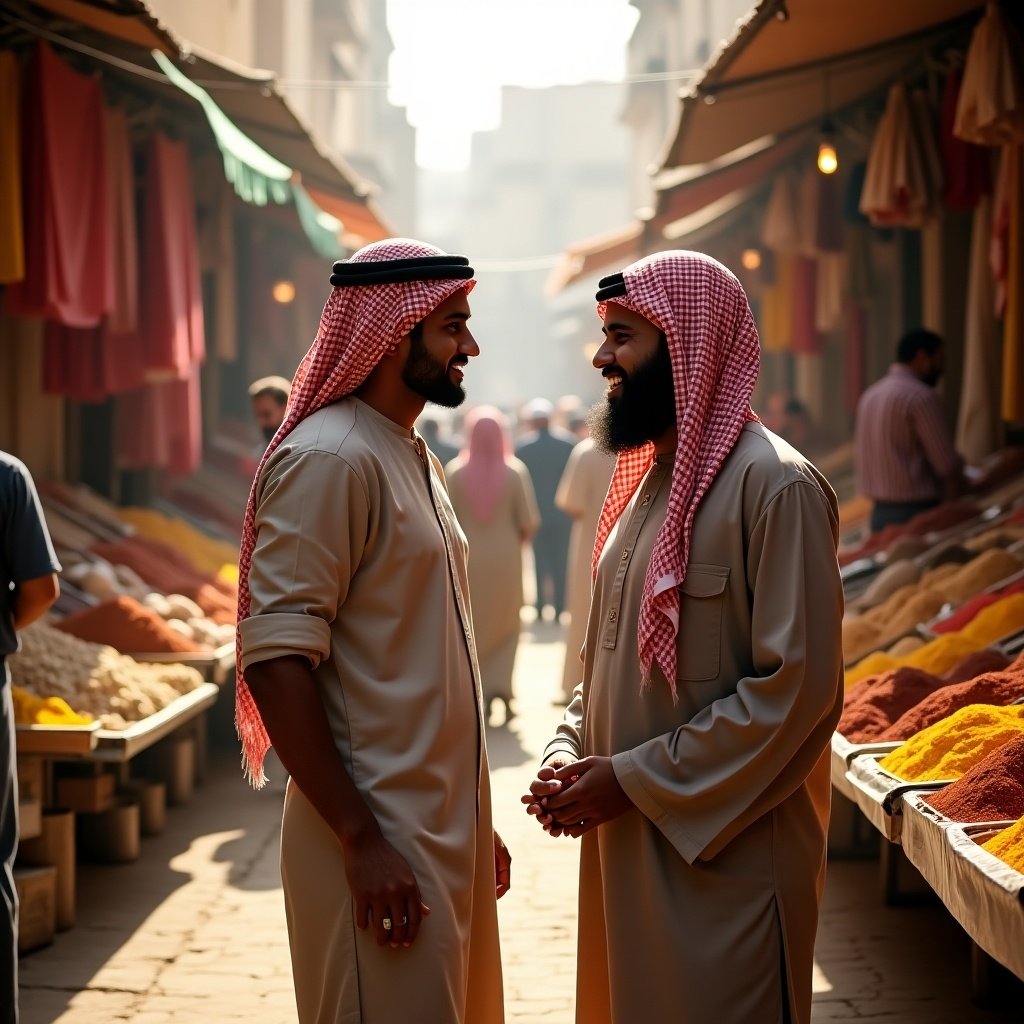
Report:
402,333,466,408
588,339,675,454
262,425,279,443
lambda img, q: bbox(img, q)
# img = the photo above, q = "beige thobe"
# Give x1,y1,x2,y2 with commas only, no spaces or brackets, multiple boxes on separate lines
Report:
555,438,614,699
239,397,503,1024
445,459,540,702
544,424,844,1024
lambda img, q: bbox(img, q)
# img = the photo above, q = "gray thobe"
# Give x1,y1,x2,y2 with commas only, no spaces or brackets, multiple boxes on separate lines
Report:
544,423,844,1024
240,397,503,1024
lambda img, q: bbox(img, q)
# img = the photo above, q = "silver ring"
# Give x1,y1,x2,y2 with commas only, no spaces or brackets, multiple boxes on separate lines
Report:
400,915,408,926
382,917,392,930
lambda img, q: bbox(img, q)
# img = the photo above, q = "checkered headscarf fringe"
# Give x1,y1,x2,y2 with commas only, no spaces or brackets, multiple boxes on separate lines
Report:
592,251,760,700
235,239,476,787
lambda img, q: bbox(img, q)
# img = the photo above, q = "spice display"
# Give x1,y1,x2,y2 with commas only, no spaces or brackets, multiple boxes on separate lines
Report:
878,705,1024,782
886,635,926,658
926,735,1024,822
964,525,1024,552
845,633,981,688
932,575,1024,635
981,817,1024,873
877,657,1024,740
117,506,239,576
839,502,979,567
959,593,1024,646
11,686,92,726
848,558,921,613
54,595,206,654
8,621,204,729
91,538,236,623
841,551,1020,665
838,649,1014,743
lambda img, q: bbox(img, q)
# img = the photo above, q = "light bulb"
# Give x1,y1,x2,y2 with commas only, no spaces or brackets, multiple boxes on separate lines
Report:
272,280,296,304
741,248,762,271
817,140,838,175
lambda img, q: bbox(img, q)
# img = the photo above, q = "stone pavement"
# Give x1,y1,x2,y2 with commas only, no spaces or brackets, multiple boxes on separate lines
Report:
18,620,1023,1023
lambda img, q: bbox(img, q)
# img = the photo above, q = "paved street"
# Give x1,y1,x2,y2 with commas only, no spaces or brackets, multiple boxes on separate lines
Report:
18,621,1023,1023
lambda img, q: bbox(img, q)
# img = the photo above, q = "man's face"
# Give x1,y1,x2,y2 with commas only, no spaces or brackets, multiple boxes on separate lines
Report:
402,290,479,408
920,346,945,388
588,302,675,454
252,394,287,442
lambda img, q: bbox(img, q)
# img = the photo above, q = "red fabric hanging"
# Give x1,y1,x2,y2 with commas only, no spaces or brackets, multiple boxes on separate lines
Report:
42,319,147,400
6,42,111,326
137,133,206,379
116,366,202,475
941,68,993,209
791,255,821,353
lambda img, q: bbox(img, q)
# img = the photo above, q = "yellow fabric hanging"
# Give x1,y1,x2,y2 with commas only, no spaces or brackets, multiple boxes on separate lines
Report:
0,51,24,284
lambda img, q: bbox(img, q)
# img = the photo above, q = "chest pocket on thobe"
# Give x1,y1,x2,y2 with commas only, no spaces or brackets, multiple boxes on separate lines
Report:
676,563,730,682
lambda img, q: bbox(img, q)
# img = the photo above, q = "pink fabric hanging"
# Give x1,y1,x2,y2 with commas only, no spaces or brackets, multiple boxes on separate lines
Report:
116,366,202,475
6,42,110,326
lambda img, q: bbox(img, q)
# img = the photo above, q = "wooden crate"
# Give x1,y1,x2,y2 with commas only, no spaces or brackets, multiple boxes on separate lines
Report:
14,866,56,954
18,810,76,930
55,772,115,814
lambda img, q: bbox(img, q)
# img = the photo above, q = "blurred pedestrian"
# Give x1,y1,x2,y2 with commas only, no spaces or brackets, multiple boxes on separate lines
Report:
416,412,459,468
237,240,506,1024
555,435,613,703
249,375,291,446
524,252,843,1024
446,408,540,724
515,398,575,618
855,328,967,533
2,452,60,1024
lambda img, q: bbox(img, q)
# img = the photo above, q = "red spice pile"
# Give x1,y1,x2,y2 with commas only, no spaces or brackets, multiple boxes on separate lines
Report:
932,576,1024,635
925,734,1024,822
838,648,1013,744
55,594,204,654
877,658,1024,741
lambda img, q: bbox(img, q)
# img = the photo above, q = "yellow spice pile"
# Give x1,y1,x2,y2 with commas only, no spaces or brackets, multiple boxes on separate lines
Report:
879,705,1024,782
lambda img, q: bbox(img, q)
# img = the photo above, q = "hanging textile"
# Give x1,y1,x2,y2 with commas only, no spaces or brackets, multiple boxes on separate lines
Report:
761,174,800,252
815,252,846,333
116,366,202,476
941,67,993,209
0,51,24,284
1001,145,1024,422
5,43,110,326
791,255,821,353
954,2,1024,147
103,105,138,335
957,195,1004,460
860,82,939,228
137,132,206,380
844,303,867,415
757,252,794,352
42,318,146,400
196,163,238,362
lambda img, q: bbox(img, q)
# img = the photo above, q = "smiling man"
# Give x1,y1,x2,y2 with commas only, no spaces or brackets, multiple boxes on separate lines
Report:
236,239,507,1024
524,251,844,1024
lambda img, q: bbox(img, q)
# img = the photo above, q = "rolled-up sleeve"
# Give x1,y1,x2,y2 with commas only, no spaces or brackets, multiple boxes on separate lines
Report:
239,450,370,672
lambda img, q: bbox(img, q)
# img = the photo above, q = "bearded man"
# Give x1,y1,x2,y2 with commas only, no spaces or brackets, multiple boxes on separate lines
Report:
237,240,507,1024
524,251,844,1024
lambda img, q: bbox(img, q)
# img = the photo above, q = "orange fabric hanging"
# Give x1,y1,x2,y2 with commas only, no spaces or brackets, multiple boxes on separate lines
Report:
5,43,110,326
0,51,24,284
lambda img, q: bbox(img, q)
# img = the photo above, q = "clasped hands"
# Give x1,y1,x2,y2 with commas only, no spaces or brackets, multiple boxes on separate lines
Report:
521,755,632,838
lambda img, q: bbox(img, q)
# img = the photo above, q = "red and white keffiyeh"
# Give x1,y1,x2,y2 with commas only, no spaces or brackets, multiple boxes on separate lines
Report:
592,250,760,699
235,238,476,786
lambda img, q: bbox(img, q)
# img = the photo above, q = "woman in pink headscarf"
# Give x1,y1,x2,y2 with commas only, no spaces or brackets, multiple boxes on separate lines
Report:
446,407,540,723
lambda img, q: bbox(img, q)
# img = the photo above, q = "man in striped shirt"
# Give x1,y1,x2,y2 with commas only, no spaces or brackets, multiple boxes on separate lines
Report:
855,328,966,533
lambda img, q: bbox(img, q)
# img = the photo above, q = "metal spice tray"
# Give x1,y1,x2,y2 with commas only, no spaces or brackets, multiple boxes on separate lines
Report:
91,683,220,762
15,720,100,757
901,801,1024,982
830,732,900,801
844,753,951,843
132,641,235,685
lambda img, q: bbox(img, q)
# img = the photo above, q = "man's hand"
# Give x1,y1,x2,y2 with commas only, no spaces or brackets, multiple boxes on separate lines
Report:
344,829,430,949
524,757,632,838
494,830,511,899
522,758,579,837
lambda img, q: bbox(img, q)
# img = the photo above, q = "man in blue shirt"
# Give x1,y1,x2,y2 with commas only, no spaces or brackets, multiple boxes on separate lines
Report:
1,452,60,1024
